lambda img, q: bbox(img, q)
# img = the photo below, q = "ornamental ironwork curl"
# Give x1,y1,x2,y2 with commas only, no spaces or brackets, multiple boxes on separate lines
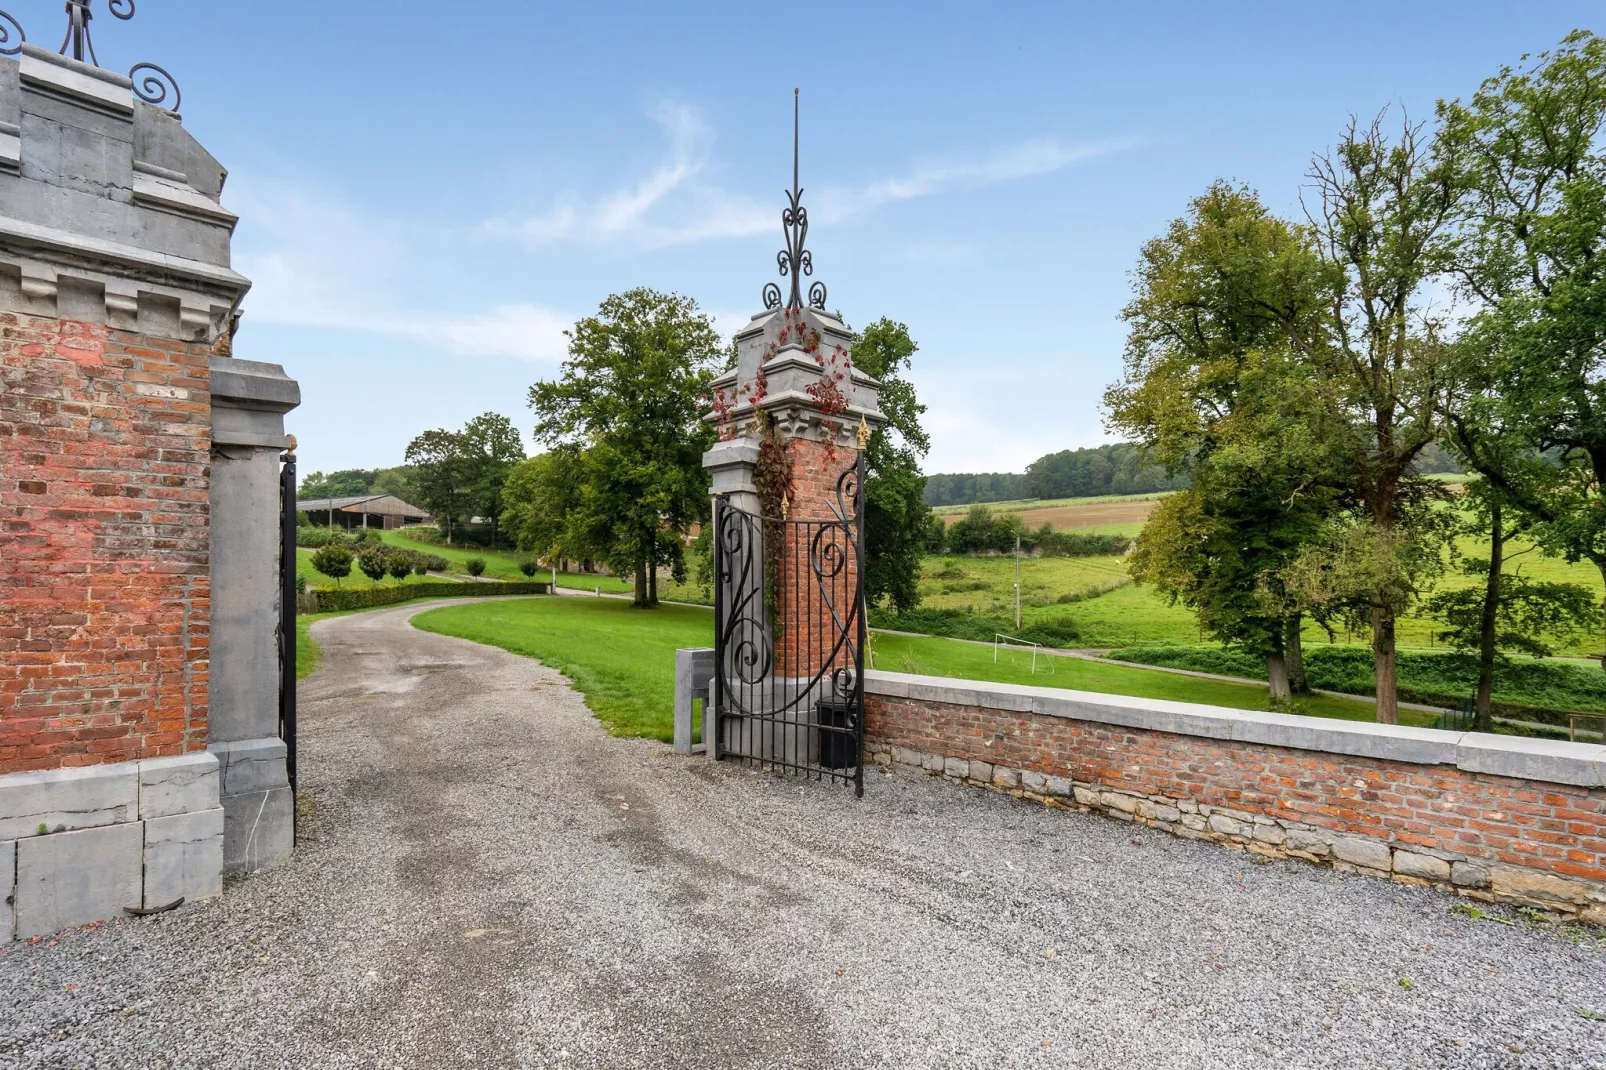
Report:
762,90,829,312
0,9,23,56
129,61,179,111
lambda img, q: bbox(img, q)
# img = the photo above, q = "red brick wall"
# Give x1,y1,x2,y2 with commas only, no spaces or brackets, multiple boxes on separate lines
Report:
866,694,1606,886
775,439,859,677
0,313,211,774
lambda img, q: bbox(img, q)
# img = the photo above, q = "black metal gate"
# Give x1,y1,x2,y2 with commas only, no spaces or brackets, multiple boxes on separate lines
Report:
278,440,298,811
712,456,867,795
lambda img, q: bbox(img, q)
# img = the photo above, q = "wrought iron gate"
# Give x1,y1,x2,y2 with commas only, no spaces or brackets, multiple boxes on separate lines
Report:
278,440,298,809
712,456,867,795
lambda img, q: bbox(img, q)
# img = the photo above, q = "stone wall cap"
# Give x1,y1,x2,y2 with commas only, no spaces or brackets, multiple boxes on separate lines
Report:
863,669,1606,787
1456,732,1606,788
210,357,300,412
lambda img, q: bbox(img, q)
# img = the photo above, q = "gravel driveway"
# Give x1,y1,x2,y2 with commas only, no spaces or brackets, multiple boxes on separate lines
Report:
3,598,1604,1069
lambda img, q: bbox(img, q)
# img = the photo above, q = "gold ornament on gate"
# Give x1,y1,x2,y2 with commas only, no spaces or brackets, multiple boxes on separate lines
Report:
856,414,870,451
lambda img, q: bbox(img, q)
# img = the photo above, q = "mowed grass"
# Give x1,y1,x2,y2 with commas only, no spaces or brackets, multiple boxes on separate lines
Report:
410,595,1435,743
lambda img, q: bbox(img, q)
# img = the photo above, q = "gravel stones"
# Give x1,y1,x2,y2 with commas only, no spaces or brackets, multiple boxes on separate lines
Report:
2,601,1603,1068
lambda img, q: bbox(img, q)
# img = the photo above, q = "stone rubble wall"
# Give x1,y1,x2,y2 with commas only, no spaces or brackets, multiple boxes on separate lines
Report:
863,674,1606,924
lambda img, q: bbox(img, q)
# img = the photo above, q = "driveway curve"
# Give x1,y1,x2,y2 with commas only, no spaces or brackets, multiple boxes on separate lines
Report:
2,597,1603,1069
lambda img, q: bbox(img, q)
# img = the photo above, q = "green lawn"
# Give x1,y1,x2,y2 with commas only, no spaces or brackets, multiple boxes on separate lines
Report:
409,596,1435,742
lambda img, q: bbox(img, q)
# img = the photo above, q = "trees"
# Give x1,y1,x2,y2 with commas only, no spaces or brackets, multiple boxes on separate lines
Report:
460,412,526,545
501,449,582,567
404,429,473,543
1108,182,1338,701
1438,31,1606,668
852,319,933,613
299,469,378,500
1296,114,1464,722
529,288,720,608
1423,484,1596,729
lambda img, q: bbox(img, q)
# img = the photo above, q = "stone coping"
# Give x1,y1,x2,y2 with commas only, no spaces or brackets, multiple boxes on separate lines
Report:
864,670,1606,789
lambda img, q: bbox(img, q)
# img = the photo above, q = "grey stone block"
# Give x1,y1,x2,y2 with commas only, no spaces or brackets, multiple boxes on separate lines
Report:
221,787,293,877
211,737,289,796
992,767,1020,791
969,760,994,785
673,648,714,756
0,762,138,840
1072,786,1099,806
1393,851,1451,883
1045,776,1071,797
144,808,223,907
943,758,969,779
1020,770,1047,794
922,754,944,773
15,823,142,940
1285,829,1331,857
138,753,220,820
1154,804,1182,824
1332,836,1392,873
1450,861,1490,889
891,747,923,768
1208,813,1248,838
1252,823,1287,846
1101,791,1140,815
1181,813,1207,832
1454,734,1606,788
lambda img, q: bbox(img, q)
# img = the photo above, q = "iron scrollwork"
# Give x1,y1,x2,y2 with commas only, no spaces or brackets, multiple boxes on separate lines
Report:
761,89,829,312
0,9,23,56
129,61,179,111
711,458,867,793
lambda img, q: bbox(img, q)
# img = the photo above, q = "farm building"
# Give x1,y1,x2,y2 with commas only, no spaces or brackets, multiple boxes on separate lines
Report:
298,493,433,531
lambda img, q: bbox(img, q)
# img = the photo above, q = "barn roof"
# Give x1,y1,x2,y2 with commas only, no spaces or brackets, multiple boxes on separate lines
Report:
295,494,432,519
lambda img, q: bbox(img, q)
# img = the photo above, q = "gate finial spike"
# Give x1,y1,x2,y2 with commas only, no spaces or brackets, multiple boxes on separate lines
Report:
856,415,871,452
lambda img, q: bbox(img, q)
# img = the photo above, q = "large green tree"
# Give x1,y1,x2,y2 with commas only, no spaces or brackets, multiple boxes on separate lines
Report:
459,412,526,546
1438,30,1606,668
529,288,720,607
1107,182,1338,699
1295,114,1464,722
403,429,473,543
852,318,933,613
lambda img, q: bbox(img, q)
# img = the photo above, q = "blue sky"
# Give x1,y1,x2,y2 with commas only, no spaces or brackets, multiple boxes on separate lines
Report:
46,0,1601,475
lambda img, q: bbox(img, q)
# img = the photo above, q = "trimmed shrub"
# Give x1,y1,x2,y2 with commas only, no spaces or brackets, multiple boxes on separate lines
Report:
424,554,450,573
357,547,388,584
301,581,550,614
466,558,487,578
519,559,539,578
310,544,353,587
388,551,417,582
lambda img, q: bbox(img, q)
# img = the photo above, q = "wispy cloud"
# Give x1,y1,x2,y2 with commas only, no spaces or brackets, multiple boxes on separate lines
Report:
486,102,1132,252
231,180,571,363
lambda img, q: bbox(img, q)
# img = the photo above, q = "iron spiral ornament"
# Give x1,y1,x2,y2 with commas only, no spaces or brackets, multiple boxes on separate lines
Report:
762,89,829,312
129,61,179,111
0,9,23,56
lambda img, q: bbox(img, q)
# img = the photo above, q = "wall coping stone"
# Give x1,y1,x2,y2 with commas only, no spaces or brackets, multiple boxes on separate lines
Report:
864,670,1606,789
0,213,250,293
210,357,301,413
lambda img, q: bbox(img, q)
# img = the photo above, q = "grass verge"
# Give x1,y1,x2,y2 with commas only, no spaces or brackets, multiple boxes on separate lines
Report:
411,596,1439,742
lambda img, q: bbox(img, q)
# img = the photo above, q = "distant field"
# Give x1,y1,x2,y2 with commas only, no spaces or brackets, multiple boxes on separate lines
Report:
934,492,1166,533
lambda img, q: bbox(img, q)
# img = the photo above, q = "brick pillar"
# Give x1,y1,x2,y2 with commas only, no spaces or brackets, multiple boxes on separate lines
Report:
0,46,277,940
703,306,884,762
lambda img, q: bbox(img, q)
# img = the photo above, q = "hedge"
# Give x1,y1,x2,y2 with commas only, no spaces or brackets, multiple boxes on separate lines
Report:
301,581,550,614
